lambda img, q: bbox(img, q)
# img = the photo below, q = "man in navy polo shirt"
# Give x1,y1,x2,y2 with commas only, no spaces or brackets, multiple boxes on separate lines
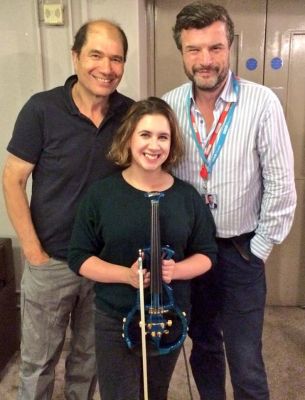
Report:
2,19,133,400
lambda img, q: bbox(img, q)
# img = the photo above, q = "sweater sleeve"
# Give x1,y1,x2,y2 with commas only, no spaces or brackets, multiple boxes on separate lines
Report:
68,187,104,275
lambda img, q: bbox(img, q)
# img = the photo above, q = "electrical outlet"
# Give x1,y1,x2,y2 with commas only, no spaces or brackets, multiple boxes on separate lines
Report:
43,4,64,25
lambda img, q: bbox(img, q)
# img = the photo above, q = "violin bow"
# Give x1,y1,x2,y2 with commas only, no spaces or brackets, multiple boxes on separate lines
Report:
138,250,149,400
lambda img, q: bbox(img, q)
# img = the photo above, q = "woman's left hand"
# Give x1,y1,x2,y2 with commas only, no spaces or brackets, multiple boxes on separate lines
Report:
162,259,176,284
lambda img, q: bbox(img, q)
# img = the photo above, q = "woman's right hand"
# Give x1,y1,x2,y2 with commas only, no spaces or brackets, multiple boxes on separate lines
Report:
128,260,150,289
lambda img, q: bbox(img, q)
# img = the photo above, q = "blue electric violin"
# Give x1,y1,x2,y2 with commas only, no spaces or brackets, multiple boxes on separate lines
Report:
122,191,188,356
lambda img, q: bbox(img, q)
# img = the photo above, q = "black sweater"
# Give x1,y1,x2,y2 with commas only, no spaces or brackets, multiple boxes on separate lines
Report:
68,172,217,318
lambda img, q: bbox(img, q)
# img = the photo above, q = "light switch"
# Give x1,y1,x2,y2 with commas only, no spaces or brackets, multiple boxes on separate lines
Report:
43,4,64,25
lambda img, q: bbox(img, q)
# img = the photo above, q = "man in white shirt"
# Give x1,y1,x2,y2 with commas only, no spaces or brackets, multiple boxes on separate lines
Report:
163,2,296,399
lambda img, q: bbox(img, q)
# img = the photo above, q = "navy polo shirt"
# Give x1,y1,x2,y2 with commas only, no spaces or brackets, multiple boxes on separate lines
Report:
7,75,134,260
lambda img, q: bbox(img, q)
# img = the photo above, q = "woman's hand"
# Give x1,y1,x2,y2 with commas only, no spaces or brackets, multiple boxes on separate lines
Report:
128,259,150,289
162,258,176,284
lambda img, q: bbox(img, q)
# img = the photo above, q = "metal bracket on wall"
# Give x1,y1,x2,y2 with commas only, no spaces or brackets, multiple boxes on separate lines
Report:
37,0,64,25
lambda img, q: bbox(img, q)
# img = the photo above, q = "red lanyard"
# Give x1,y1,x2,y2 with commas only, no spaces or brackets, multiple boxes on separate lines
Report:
190,101,231,179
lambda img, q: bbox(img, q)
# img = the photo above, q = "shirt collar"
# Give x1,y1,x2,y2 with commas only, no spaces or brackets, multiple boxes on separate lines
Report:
64,75,79,114
64,75,124,116
220,70,238,103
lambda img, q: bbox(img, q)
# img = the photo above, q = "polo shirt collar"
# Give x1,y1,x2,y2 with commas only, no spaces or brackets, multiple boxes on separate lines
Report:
64,75,78,114
64,75,125,116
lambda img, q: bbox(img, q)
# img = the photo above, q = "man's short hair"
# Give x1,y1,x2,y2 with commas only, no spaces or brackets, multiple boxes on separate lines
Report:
72,19,128,61
173,1,234,51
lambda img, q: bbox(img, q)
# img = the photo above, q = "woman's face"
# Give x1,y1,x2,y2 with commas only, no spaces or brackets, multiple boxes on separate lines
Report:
129,114,171,173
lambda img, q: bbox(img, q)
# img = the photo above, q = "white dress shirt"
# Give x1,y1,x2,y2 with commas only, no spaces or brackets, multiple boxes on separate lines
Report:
163,71,297,261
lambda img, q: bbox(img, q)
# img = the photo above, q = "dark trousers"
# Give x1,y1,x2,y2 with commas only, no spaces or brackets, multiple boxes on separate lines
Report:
189,233,270,400
95,309,181,400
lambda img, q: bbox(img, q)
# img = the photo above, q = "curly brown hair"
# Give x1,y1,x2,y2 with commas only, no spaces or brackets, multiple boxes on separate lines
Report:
108,97,184,170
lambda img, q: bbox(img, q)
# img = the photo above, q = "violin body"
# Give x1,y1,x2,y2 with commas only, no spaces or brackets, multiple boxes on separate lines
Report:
123,246,188,356
122,192,188,356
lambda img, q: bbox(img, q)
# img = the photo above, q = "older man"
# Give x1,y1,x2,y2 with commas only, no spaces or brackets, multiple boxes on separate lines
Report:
3,19,133,399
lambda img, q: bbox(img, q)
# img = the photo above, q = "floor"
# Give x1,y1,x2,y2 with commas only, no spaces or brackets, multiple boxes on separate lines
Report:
0,306,304,399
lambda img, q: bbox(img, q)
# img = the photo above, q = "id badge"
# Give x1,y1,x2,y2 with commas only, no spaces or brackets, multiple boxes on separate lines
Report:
206,193,218,210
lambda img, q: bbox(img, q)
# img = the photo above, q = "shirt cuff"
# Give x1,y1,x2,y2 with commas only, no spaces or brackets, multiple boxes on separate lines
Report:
250,234,274,262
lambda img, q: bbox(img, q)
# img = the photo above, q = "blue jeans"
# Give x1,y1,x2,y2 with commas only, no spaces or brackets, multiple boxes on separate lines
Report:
95,309,181,400
189,233,269,400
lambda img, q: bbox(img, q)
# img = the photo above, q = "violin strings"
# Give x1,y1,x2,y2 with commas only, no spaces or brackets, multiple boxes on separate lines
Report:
150,199,163,312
